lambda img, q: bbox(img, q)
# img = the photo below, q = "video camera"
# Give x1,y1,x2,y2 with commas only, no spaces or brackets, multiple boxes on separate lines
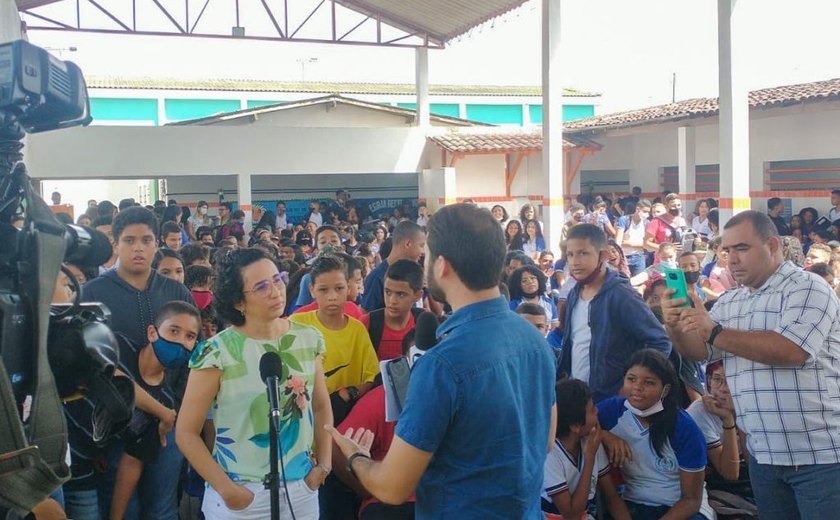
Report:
0,40,134,515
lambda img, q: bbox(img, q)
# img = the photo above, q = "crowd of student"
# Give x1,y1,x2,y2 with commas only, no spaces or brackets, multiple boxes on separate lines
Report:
22,185,840,520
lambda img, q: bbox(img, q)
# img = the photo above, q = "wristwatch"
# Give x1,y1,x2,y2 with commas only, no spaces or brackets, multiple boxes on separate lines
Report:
347,452,371,478
707,323,724,346
345,386,361,402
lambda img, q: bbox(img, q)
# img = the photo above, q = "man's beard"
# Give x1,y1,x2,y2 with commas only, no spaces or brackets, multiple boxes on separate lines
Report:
426,263,448,305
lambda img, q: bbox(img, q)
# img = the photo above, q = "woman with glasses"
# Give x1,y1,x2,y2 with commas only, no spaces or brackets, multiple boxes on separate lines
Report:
686,360,741,481
176,248,332,520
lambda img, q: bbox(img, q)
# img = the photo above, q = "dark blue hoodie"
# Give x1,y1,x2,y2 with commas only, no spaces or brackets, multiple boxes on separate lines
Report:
82,269,194,348
558,268,671,402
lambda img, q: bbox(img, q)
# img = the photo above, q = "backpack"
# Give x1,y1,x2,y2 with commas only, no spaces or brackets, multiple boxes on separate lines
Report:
366,307,424,353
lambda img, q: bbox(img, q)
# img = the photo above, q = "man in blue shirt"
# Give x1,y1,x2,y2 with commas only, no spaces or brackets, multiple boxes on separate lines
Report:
328,203,557,519
360,220,425,312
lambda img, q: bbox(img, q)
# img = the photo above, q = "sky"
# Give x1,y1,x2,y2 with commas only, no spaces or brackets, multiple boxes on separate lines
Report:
19,0,840,113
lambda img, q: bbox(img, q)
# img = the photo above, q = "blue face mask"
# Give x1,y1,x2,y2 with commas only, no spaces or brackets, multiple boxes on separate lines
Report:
152,331,192,368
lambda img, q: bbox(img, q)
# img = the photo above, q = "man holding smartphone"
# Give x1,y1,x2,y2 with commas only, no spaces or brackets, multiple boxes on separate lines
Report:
662,210,840,520
328,203,557,519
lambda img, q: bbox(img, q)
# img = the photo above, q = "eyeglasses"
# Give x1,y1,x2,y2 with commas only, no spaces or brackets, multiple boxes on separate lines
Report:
244,274,284,298
710,375,727,387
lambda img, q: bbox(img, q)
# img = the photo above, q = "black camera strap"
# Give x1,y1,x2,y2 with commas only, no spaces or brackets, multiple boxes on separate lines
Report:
0,164,70,513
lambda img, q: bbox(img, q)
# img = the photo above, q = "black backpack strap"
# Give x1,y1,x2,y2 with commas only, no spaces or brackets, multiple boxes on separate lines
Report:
366,309,386,354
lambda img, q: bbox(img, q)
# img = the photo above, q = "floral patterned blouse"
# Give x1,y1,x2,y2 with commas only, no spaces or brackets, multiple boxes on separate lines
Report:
189,323,326,482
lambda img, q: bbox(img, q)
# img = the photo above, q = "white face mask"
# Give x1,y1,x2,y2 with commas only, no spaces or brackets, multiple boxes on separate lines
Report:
624,386,669,418
661,258,677,269
197,207,207,215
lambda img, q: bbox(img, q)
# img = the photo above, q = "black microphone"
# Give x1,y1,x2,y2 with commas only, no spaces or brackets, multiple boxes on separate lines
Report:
259,352,283,418
259,351,285,520
64,224,113,266
414,312,439,351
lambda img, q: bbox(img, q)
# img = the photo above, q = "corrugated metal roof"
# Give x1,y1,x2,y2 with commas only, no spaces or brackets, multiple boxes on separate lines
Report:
85,76,598,98
566,77,840,133
19,0,531,45
335,0,530,43
166,93,489,127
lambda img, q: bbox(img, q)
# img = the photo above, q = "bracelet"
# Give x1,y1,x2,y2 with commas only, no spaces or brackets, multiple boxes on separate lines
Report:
315,464,331,476
723,423,737,430
347,452,371,477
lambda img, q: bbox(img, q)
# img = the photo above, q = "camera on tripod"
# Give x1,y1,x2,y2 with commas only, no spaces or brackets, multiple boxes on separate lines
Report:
0,39,134,515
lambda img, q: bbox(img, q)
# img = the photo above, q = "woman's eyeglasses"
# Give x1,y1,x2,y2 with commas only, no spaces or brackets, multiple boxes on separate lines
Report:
244,274,284,298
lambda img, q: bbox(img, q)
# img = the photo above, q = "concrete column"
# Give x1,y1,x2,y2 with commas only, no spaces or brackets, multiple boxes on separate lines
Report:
419,167,456,211
237,172,252,233
678,126,696,199
414,47,430,127
541,0,565,252
717,0,751,222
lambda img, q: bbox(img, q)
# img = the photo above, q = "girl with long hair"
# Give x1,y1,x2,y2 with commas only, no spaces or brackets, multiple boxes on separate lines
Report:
507,265,559,329
606,240,630,279
597,349,713,520
523,219,546,259
505,219,526,251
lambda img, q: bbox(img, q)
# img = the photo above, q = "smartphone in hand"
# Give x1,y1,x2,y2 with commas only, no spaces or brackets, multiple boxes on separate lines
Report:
663,268,693,308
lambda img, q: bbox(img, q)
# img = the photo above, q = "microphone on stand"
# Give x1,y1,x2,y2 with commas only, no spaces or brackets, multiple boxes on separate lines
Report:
259,352,294,520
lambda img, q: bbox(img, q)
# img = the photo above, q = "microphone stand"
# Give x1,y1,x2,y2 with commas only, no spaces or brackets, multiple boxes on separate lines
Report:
263,377,281,520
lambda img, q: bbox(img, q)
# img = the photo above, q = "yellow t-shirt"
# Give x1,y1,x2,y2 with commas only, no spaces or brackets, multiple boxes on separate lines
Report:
289,311,379,393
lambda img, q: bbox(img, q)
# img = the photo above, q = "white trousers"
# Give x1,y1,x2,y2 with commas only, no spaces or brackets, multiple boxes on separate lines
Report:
202,480,319,520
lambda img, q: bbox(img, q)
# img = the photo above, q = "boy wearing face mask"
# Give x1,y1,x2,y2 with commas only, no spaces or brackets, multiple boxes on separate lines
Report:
678,251,725,303
109,301,202,520
645,193,687,264
558,224,671,402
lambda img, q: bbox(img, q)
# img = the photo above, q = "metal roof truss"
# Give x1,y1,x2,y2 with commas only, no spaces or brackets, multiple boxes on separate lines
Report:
20,0,446,49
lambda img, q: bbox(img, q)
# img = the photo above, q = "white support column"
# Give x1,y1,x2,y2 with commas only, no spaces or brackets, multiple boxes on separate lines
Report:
678,126,696,199
419,167,456,212
237,173,253,233
541,0,565,252
414,48,430,127
717,0,751,222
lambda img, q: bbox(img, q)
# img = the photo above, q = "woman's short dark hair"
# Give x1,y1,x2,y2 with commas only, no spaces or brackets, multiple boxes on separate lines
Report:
309,255,346,285
508,265,547,300
152,248,183,270
624,349,679,458
215,248,271,327
426,204,505,291
554,378,592,438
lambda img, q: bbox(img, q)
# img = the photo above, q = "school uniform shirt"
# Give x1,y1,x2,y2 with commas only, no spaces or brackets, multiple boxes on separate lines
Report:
289,311,379,394
686,399,723,450
691,216,712,237
508,295,559,327
542,439,610,518
597,397,714,520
